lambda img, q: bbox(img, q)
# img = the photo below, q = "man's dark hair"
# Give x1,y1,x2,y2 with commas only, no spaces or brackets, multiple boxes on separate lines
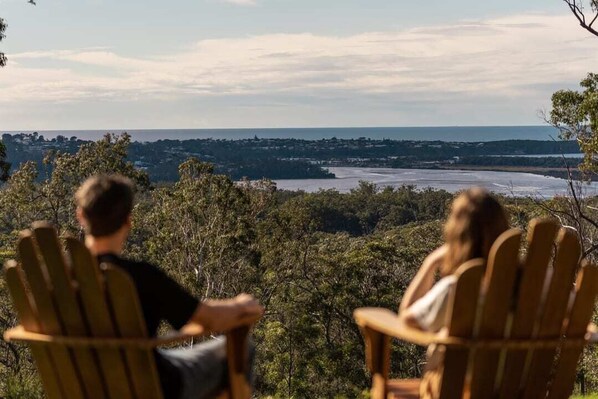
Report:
75,175,134,237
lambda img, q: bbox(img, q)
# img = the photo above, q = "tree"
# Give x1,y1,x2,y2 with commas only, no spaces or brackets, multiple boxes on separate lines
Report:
129,158,268,298
0,133,148,237
0,162,40,236
564,0,598,37
1,1,36,68
0,17,6,67
549,73,598,174
0,141,11,182
546,71,598,393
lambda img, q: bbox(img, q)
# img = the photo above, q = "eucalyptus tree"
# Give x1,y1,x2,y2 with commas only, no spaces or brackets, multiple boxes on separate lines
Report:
0,133,148,239
549,73,598,175
545,71,598,393
0,17,6,67
129,157,271,299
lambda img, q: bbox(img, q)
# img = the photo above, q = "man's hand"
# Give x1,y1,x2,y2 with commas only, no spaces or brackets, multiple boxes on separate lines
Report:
185,294,264,333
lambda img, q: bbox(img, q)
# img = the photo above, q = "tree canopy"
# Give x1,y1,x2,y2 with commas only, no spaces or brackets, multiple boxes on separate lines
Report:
550,73,598,174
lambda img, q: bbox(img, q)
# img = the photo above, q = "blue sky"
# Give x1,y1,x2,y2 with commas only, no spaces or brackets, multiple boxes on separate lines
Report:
0,0,596,130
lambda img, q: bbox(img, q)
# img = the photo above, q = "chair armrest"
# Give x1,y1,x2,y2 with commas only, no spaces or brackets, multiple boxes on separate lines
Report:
354,308,598,349
3,325,208,348
354,307,455,347
4,313,261,350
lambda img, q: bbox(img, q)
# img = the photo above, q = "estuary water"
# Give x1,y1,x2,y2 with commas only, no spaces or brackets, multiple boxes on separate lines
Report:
273,167,598,198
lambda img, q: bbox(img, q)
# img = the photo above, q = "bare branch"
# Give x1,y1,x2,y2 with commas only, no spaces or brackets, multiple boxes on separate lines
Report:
564,0,598,37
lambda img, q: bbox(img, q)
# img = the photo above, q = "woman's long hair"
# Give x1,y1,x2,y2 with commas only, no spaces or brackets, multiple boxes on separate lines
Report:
442,188,509,276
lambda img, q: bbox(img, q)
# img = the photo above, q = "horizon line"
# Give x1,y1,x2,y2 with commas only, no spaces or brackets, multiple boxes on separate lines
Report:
3,124,557,133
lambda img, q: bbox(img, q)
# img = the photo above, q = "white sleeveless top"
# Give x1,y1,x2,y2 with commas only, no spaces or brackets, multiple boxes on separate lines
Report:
408,275,457,332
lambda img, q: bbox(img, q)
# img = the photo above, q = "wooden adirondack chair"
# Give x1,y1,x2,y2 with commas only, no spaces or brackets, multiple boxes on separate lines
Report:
3,222,259,399
354,218,598,399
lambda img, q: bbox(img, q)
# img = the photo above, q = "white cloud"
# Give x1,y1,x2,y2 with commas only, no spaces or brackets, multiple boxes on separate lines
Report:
220,0,257,6
1,12,597,128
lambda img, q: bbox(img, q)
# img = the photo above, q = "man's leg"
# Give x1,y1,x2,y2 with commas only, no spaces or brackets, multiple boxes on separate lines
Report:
158,336,255,399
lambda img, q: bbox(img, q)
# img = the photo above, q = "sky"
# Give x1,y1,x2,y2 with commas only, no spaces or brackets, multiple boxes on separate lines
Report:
0,0,597,130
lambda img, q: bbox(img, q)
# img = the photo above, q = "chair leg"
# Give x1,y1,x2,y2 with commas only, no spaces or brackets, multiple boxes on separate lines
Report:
362,327,391,399
226,326,251,399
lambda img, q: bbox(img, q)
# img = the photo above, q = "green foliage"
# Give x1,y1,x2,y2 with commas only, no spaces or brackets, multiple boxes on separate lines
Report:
0,134,148,243
254,221,441,397
0,142,10,182
273,182,451,237
0,270,43,398
2,133,583,183
129,158,268,298
250,182,446,397
0,136,12,183
548,73,598,393
0,134,150,397
0,134,596,397
1,372,43,399
550,73,598,174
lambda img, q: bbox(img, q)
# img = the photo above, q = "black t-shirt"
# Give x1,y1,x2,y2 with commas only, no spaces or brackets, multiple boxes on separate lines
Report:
97,254,199,399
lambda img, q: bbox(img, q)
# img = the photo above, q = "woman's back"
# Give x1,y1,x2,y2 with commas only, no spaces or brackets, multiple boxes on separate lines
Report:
400,188,509,332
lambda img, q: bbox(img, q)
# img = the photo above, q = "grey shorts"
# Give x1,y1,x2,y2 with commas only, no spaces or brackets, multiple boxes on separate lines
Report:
158,336,254,399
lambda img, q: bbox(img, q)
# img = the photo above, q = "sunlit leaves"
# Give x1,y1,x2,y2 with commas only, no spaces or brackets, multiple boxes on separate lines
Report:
550,73,598,174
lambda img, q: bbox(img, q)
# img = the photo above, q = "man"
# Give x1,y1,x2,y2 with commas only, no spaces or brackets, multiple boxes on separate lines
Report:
75,174,263,399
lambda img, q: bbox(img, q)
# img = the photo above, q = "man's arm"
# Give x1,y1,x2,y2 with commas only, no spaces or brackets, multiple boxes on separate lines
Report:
183,294,264,333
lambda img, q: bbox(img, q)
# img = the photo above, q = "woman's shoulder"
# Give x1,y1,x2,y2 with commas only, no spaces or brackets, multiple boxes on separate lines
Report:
422,244,448,269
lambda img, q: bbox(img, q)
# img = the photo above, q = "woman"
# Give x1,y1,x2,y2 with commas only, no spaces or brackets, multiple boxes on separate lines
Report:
399,187,510,398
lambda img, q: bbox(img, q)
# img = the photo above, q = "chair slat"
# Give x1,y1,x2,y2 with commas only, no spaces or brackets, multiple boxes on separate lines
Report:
104,266,164,399
4,260,41,333
522,228,581,398
438,259,484,399
499,219,558,399
67,238,136,399
33,224,108,399
469,229,522,398
4,261,64,399
547,262,598,399
18,234,61,333
18,232,86,399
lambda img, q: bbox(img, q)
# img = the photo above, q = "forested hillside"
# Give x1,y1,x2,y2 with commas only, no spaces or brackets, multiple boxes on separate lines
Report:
1,133,582,182
0,135,596,398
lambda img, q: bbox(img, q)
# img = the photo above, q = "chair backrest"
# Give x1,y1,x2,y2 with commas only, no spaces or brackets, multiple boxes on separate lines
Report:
437,219,598,399
4,222,164,399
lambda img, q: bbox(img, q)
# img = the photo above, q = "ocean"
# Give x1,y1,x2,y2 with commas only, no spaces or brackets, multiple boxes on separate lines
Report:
4,125,561,142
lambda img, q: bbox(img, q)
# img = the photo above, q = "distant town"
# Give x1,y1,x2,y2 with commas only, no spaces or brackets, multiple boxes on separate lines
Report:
2,132,583,182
